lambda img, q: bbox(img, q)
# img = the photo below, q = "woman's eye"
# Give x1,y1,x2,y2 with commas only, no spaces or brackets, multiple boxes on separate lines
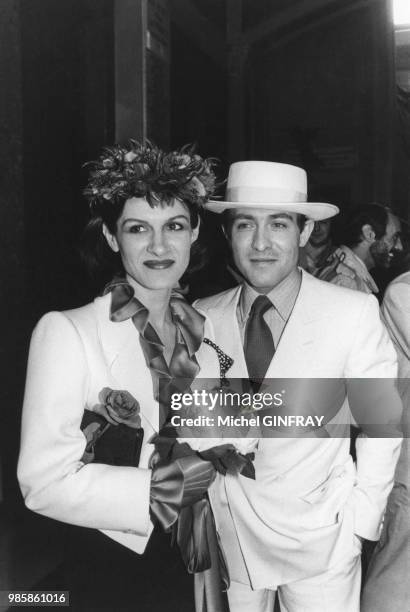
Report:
128,224,146,233
166,222,184,231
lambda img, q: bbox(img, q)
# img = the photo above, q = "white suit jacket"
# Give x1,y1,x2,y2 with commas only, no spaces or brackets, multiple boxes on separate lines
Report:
381,271,410,380
18,292,220,553
381,271,410,487
195,270,402,589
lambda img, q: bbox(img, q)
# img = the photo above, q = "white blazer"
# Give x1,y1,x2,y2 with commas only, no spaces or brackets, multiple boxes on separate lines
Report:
381,271,410,487
195,270,402,589
382,271,410,380
18,292,220,553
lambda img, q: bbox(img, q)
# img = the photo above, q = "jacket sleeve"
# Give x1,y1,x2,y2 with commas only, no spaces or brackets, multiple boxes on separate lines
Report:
344,294,403,541
17,312,151,536
382,280,410,362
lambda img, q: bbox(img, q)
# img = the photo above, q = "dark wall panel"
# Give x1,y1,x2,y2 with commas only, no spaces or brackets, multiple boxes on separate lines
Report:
21,0,115,317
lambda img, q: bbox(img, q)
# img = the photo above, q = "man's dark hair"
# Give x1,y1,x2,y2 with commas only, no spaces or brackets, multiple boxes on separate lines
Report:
221,209,307,238
341,203,389,248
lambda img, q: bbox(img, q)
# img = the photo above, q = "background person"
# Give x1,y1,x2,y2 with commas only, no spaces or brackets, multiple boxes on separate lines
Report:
300,218,335,275
335,203,403,295
361,250,410,612
299,217,358,285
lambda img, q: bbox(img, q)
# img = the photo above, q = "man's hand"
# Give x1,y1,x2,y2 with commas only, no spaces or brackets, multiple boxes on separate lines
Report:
199,444,256,479
198,444,237,475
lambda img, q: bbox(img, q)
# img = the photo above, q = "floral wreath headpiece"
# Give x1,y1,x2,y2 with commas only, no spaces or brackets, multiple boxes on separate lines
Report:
83,140,218,212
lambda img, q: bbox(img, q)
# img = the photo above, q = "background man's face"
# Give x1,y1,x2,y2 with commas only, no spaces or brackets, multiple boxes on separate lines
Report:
370,213,402,268
228,208,313,293
309,219,331,247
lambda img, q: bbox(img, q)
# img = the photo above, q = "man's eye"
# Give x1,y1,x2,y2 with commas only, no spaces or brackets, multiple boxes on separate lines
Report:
235,222,253,230
272,222,287,229
128,224,146,233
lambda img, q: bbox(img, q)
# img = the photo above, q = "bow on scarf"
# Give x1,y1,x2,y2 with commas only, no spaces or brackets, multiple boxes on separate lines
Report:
151,434,231,612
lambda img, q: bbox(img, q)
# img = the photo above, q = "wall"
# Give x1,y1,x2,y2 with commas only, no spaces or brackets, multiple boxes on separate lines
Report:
0,0,115,509
248,3,394,210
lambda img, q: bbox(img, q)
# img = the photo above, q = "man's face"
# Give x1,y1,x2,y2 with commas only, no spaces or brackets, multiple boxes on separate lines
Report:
309,219,332,247
370,213,402,268
227,208,313,293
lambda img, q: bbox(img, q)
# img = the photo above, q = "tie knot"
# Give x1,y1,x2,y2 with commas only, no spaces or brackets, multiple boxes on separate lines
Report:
251,295,272,316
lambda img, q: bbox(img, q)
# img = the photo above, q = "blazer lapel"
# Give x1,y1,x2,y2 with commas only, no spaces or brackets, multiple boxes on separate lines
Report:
95,295,159,436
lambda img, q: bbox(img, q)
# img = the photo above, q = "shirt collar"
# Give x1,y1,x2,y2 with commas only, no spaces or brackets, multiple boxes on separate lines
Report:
239,268,302,325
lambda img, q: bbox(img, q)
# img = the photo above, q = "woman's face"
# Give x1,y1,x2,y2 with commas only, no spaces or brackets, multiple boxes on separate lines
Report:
104,197,199,292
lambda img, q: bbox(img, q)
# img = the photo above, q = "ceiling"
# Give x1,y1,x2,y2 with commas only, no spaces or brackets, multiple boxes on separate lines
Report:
187,0,346,39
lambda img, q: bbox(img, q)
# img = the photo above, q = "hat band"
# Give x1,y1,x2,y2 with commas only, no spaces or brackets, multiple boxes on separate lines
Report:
226,186,306,203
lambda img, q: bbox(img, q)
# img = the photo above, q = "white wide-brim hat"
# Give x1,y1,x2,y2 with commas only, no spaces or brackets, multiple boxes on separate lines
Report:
205,161,339,221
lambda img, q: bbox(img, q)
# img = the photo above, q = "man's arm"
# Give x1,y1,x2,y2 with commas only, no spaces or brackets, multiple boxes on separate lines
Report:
344,295,403,541
382,280,410,361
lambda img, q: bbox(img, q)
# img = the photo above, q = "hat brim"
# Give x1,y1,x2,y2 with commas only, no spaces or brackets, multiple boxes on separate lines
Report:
205,200,339,221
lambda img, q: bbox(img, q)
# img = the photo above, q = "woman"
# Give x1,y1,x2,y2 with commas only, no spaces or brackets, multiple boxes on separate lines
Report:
17,141,226,611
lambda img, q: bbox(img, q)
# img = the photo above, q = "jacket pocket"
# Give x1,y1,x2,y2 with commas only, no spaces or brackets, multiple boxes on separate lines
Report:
301,456,356,504
299,456,356,528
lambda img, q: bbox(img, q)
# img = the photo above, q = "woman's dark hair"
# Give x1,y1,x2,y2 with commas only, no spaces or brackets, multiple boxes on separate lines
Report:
81,140,217,285
341,203,389,248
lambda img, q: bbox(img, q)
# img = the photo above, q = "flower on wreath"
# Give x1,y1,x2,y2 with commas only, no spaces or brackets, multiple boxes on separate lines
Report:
83,140,219,211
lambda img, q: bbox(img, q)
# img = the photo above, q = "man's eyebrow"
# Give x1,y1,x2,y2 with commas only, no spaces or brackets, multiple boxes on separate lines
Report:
232,214,255,221
232,213,293,220
268,213,293,220
232,212,294,222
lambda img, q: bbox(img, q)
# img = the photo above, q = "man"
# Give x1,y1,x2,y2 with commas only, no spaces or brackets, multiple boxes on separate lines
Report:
300,218,335,276
195,161,402,612
299,217,357,285
334,203,403,294
361,252,410,612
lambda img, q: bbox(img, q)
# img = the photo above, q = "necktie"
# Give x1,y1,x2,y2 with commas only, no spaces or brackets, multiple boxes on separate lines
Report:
244,295,275,388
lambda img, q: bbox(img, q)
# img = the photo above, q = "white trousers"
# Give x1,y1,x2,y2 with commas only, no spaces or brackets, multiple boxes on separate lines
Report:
227,552,361,612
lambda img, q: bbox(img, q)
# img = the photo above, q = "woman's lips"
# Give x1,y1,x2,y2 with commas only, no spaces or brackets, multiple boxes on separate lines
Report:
250,258,277,264
143,259,175,269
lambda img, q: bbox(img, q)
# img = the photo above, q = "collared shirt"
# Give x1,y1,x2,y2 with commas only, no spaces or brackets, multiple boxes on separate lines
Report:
299,243,338,277
237,268,302,347
335,246,379,294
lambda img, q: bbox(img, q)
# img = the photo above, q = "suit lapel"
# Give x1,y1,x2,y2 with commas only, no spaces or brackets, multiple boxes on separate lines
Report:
265,270,323,377
206,274,322,380
208,287,248,378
